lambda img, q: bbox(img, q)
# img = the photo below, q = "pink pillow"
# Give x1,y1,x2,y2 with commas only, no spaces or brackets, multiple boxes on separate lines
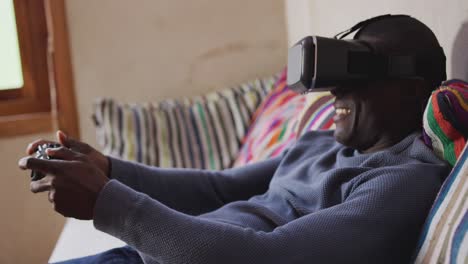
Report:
233,69,335,166
233,69,306,166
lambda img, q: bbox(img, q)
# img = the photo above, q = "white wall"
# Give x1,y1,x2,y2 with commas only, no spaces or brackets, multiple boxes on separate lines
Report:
285,0,468,80
66,0,288,148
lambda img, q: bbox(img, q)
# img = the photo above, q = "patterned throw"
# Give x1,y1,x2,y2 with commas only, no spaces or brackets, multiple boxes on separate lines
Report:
423,80,468,166
414,143,468,264
93,76,278,170
233,69,335,166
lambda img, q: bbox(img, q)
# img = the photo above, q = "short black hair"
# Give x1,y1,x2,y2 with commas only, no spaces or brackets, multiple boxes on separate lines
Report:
354,15,447,91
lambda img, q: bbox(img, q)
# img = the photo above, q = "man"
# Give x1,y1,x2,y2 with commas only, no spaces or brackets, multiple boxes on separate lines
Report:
20,15,450,263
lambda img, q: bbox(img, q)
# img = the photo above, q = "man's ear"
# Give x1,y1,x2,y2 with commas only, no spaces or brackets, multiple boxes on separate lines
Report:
418,80,435,104
411,80,433,122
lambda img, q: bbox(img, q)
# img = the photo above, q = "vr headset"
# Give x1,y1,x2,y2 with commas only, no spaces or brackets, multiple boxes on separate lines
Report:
287,15,428,93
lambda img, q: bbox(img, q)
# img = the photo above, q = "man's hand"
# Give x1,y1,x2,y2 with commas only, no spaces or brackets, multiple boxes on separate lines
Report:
26,130,110,177
19,147,109,220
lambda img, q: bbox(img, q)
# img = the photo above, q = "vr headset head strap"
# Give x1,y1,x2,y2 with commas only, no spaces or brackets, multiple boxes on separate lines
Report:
334,14,410,40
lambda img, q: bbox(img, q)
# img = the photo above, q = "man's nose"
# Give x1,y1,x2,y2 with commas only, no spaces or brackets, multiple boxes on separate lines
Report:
330,88,339,97
331,87,350,98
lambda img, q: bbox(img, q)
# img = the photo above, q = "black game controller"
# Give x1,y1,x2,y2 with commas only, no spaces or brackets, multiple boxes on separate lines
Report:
30,143,61,181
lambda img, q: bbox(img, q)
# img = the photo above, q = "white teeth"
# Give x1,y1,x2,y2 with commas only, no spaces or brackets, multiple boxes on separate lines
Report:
335,108,351,115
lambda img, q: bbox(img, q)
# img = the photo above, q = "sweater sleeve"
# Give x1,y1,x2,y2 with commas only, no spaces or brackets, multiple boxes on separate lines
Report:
107,155,283,215
93,164,446,264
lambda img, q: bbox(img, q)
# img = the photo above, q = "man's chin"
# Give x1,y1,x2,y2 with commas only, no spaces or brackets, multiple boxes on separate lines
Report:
333,129,351,146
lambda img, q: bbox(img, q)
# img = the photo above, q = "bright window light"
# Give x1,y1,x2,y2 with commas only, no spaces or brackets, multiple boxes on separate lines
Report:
0,0,24,90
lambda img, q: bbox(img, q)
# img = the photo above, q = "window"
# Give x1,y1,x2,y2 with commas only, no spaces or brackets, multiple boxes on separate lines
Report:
0,0,79,138
0,0,23,90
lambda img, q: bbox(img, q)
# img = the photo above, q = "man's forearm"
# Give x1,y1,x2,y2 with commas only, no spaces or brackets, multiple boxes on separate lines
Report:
107,156,282,215
94,180,284,264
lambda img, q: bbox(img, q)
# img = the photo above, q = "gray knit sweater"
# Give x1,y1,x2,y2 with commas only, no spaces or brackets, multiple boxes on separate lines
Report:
94,131,450,264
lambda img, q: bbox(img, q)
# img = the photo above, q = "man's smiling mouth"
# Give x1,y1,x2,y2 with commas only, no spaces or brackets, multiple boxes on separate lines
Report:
335,108,351,115
333,107,352,122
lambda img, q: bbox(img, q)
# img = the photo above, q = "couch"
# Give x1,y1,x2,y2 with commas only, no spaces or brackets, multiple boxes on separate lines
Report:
49,70,467,263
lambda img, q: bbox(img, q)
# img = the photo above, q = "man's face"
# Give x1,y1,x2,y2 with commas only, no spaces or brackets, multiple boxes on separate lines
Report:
332,79,424,152
330,33,430,152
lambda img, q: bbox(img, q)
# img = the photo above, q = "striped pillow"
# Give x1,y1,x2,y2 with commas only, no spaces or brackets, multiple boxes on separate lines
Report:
414,143,468,263
93,76,278,170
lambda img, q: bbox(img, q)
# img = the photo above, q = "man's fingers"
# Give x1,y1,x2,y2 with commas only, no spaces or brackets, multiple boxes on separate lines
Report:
26,139,58,155
46,147,80,161
57,130,68,146
30,177,53,193
19,156,60,174
48,189,56,203
57,130,82,150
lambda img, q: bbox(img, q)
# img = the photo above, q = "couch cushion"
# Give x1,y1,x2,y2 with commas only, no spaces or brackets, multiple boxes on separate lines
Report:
413,142,468,263
233,69,334,166
93,76,278,170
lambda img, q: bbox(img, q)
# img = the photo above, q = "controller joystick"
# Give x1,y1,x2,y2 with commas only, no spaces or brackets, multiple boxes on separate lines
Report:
30,143,61,181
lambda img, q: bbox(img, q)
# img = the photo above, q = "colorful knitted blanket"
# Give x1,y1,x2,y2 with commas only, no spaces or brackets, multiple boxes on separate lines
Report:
423,79,468,166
